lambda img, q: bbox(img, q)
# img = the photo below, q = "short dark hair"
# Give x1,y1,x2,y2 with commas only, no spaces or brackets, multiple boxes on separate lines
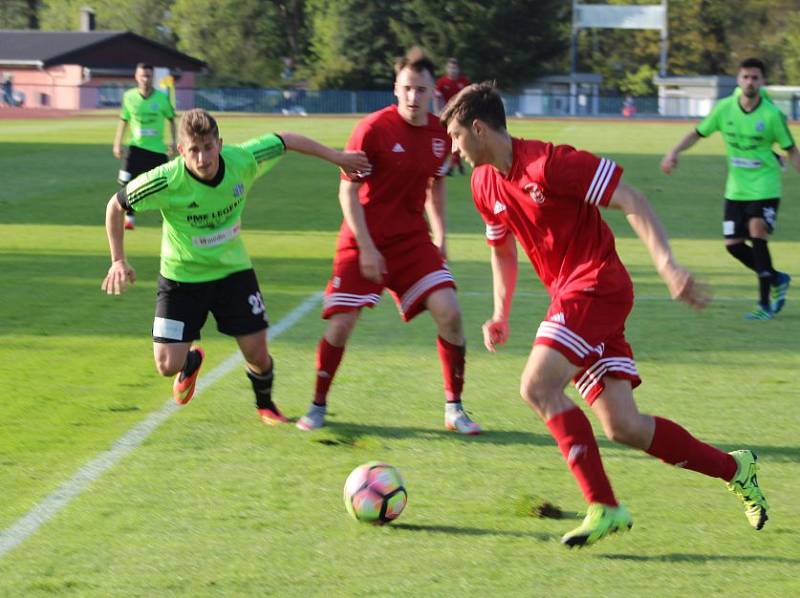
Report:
394,46,436,79
179,108,219,142
135,62,154,72
440,81,507,131
738,57,766,76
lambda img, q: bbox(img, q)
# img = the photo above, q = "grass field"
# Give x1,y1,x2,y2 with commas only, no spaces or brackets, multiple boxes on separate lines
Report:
0,113,798,597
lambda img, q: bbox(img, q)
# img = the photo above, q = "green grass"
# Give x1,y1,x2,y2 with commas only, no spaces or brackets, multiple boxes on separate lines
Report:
0,114,798,596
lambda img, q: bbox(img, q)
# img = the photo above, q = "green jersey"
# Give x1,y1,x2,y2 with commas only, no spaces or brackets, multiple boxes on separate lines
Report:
696,93,795,200
118,134,286,282
119,88,176,154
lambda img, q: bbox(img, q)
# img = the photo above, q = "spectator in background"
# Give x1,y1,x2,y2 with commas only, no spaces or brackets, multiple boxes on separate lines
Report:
622,94,636,118
435,58,471,174
2,73,18,107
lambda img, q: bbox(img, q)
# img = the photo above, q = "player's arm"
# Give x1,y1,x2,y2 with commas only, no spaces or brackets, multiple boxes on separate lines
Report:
101,194,136,295
785,145,800,172
279,132,370,176
339,179,386,284
167,118,177,157
425,176,447,258
483,234,517,352
661,129,702,174
112,119,128,159
609,180,710,309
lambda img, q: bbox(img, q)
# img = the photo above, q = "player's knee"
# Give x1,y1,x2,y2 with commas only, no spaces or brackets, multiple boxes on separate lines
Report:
435,306,463,338
154,353,182,377
603,415,645,447
327,313,358,345
519,375,556,413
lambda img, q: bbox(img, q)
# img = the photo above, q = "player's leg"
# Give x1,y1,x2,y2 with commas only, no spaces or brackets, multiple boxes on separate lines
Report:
299,249,381,431
522,345,630,547
748,200,790,315
208,270,285,425
591,377,767,530
424,287,480,434
236,329,287,425
152,275,209,405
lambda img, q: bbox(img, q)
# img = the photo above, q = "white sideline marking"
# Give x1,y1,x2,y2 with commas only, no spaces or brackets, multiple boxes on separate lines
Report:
0,292,322,558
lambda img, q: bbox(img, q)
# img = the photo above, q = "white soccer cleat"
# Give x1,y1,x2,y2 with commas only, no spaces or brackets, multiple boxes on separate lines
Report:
296,403,326,431
445,403,481,435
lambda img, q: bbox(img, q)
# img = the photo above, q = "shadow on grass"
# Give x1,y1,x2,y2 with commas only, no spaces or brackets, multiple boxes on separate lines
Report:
391,522,554,541
602,553,800,564
319,420,558,447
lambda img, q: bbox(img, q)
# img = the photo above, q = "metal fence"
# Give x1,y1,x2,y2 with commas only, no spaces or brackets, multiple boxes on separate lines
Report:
5,83,800,119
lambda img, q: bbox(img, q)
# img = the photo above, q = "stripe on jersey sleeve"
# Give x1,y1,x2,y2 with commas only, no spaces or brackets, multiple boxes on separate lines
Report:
485,223,507,241
584,158,617,206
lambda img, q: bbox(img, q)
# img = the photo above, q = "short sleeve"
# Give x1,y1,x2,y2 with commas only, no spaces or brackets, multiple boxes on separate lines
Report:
239,133,287,180
696,101,722,137
116,165,171,213
542,145,623,208
471,176,509,246
340,120,376,182
773,110,796,150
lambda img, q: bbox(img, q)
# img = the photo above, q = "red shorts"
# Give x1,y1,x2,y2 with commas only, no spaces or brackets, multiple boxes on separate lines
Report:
323,235,455,322
534,291,641,405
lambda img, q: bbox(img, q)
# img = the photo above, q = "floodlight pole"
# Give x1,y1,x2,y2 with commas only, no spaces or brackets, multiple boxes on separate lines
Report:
659,0,669,76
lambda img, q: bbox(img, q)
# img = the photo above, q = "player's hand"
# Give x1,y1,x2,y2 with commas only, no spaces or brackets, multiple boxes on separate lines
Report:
101,259,136,295
663,264,712,310
112,144,122,159
435,240,448,261
482,318,510,352
337,150,371,178
358,246,387,284
660,151,678,174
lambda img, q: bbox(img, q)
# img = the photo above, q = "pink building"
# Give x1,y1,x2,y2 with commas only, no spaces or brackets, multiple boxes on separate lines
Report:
0,29,205,110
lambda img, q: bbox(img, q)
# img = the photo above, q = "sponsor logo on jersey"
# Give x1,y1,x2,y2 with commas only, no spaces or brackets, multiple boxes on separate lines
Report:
188,201,200,209
432,138,446,159
523,182,545,204
392,143,406,153
493,201,506,214
233,183,245,198
756,120,765,132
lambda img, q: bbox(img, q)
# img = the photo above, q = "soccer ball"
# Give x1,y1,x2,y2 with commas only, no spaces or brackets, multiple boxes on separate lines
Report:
343,462,407,525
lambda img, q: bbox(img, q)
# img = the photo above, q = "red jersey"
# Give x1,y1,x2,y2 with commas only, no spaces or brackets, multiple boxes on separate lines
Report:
471,138,630,298
436,74,470,104
339,105,450,249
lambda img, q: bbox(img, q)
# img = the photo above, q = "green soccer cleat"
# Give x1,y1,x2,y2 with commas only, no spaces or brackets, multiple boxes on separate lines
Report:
771,272,791,314
726,450,769,530
744,304,774,320
561,503,633,548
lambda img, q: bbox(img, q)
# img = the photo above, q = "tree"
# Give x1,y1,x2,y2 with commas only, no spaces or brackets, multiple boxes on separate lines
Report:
39,0,175,43
0,0,40,28
171,0,287,86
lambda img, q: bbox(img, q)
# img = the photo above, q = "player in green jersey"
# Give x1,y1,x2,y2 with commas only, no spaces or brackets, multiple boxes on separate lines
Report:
662,58,800,320
112,63,178,231
101,108,370,425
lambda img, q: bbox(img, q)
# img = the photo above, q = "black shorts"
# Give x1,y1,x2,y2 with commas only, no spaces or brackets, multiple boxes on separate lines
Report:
153,269,269,343
118,145,168,185
723,199,780,239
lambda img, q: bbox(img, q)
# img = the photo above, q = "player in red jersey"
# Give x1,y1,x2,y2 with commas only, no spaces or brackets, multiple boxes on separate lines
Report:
435,58,470,175
441,82,769,547
296,48,481,435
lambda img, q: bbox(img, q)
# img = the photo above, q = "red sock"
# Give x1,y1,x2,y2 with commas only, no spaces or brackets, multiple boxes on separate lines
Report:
646,416,737,481
546,407,618,506
314,337,345,406
436,336,465,403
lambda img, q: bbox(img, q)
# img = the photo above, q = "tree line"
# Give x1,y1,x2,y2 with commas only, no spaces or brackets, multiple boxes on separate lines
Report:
3,0,800,93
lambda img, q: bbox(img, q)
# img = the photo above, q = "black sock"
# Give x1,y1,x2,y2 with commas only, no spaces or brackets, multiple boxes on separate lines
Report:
751,238,776,307
178,349,202,382
247,365,275,410
726,242,756,271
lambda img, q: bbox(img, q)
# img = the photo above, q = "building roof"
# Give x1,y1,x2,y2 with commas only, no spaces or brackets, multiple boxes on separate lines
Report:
0,30,206,70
